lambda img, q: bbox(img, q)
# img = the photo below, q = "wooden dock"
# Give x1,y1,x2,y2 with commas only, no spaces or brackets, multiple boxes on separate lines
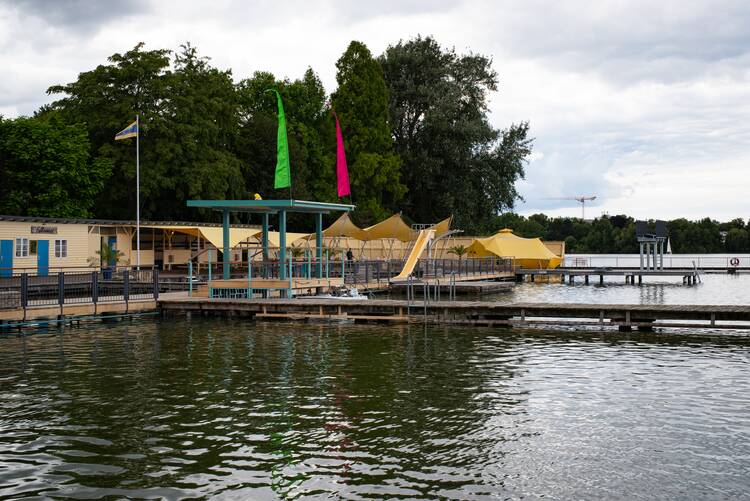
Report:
518,267,703,285
158,297,750,331
390,280,514,296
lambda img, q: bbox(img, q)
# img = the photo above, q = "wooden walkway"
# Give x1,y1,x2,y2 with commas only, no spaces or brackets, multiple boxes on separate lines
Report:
519,267,702,285
159,297,750,331
0,292,187,323
390,280,514,295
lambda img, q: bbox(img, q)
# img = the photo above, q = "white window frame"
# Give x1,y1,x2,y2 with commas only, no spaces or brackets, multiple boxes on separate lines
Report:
55,239,68,258
15,237,29,258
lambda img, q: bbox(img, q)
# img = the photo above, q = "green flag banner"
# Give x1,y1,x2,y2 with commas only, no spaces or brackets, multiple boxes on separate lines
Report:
266,88,291,190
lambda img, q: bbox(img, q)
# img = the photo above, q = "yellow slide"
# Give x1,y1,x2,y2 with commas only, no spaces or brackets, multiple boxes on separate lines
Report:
392,229,435,281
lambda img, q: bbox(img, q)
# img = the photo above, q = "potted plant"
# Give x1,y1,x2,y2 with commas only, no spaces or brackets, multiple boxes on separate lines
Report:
289,244,305,261
88,242,125,279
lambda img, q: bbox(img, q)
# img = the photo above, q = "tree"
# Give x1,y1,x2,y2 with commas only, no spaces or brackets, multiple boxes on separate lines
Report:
46,43,171,219
447,245,469,260
235,68,337,230
46,43,245,221
725,228,749,252
380,36,532,231
331,41,406,224
152,43,245,219
0,116,111,217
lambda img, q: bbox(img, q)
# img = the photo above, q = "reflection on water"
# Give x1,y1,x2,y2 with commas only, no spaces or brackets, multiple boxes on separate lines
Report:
1,319,749,499
485,273,750,305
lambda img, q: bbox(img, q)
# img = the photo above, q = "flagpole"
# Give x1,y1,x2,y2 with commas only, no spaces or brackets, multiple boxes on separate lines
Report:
136,114,140,270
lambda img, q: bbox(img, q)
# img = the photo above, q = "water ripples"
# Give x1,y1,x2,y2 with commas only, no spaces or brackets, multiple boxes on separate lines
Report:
0,319,749,499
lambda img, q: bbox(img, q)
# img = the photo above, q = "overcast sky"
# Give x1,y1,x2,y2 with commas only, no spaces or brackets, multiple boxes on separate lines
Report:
2,0,749,221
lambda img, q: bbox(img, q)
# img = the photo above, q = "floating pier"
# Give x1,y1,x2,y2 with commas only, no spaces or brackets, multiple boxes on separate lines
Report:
159,297,750,332
518,267,702,285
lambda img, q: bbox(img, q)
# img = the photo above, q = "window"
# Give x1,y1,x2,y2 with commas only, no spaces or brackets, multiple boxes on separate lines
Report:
29,240,38,256
55,239,68,258
15,238,29,258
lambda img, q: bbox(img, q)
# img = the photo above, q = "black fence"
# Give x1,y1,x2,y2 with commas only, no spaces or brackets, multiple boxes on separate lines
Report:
194,257,514,288
0,267,159,312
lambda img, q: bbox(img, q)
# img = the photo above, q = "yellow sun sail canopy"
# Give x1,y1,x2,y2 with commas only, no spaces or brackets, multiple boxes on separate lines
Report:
262,231,313,248
429,216,452,237
321,213,451,242
467,228,562,269
362,213,414,242
322,213,368,240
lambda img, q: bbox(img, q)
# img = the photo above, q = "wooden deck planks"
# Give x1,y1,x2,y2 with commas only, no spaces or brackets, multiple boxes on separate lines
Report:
158,297,750,330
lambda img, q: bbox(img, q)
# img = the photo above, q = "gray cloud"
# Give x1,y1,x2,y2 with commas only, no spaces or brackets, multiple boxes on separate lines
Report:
1,0,748,219
4,0,150,32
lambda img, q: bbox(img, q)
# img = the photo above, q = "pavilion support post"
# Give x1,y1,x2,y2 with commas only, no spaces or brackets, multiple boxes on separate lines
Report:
639,242,644,270
316,212,323,278
262,213,269,278
222,210,230,279
279,210,287,280
247,257,253,300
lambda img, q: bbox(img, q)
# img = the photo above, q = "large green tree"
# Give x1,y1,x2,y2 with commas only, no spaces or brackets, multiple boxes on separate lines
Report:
380,36,532,231
0,116,111,217
331,41,406,224
46,43,244,221
235,68,337,229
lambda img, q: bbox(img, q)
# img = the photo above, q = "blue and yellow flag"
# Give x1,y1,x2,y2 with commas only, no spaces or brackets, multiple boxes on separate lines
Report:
115,120,138,141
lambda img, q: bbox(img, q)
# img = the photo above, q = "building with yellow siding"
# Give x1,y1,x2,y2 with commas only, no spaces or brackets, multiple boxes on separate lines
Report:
0,215,260,276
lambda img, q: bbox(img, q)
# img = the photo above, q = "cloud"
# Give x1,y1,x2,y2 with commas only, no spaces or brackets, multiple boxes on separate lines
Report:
1,0,748,220
5,0,150,33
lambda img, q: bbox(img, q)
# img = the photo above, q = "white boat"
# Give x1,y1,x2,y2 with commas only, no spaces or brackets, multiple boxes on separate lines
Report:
298,286,369,300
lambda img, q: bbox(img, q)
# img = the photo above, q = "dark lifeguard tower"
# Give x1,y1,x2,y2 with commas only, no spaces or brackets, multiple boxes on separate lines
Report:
187,199,355,296
636,220,668,270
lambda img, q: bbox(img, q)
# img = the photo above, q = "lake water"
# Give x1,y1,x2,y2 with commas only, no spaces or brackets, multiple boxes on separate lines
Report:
1,319,749,499
484,273,750,305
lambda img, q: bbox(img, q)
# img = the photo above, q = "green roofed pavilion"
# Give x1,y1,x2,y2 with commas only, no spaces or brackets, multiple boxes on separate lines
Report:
187,199,355,280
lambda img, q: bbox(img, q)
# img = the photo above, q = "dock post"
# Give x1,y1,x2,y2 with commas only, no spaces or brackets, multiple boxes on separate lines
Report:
288,257,293,298
207,249,212,297
638,275,642,285
599,275,603,285
569,275,574,284
341,250,345,283
325,250,329,279
585,275,589,285
315,212,323,278
247,252,253,299
307,249,311,279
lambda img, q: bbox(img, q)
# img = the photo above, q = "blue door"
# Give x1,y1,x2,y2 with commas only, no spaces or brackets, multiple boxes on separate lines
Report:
0,240,12,278
107,236,117,267
37,240,49,277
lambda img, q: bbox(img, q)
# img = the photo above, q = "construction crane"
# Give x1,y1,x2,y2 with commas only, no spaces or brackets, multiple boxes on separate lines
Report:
545,195,597,220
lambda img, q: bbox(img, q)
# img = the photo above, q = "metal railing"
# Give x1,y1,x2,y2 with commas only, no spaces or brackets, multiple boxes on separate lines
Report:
0,266,159,313
193,256,513,296
563,254,750,269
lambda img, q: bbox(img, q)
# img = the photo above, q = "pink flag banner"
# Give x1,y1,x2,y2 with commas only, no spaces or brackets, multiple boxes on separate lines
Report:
333,111,351,198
